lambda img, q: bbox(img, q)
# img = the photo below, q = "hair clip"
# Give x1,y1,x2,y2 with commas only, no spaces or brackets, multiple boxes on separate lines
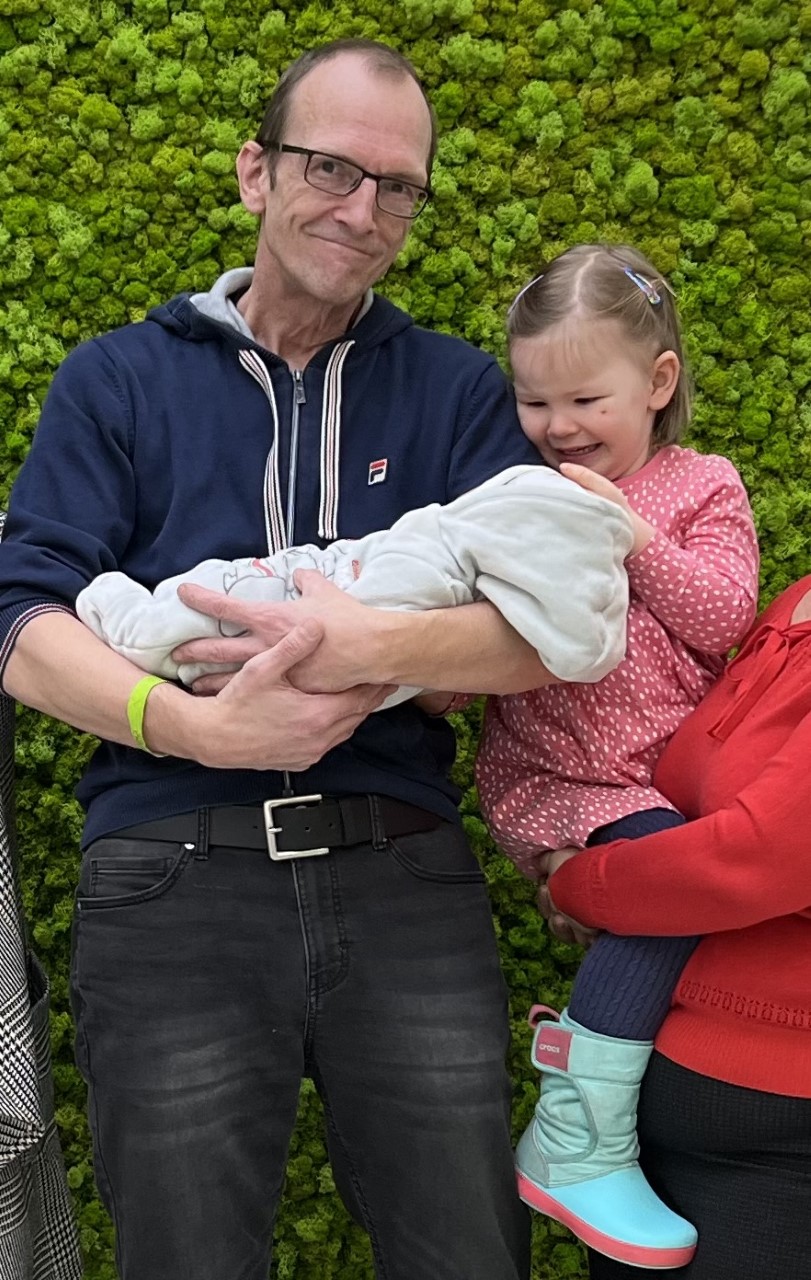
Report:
507,272,544,318
623,267,662,305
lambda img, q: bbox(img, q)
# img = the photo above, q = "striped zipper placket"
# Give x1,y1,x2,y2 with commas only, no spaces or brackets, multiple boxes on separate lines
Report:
318,340,355,541
238,349,286,555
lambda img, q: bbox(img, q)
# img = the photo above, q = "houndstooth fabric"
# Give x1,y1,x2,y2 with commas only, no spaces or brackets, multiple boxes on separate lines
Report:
0,513,82,1278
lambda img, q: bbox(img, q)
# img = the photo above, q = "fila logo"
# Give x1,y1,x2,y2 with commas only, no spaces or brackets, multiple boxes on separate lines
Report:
368,458,388,485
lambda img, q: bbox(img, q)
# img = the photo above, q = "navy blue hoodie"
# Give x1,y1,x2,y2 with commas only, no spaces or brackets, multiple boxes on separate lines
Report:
0,288,538,843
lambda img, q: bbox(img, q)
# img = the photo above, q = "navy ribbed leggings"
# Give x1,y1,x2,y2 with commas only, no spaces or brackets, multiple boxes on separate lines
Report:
567,808,700,1039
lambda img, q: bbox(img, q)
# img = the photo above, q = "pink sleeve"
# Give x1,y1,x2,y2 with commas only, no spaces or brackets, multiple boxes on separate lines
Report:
626,463,759,653
549,711,811,936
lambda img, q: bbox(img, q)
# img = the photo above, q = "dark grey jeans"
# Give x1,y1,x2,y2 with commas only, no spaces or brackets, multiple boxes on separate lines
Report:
70,819,530,1280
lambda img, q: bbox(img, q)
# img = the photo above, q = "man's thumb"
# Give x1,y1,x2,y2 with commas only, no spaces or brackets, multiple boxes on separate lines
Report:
252,618,325,678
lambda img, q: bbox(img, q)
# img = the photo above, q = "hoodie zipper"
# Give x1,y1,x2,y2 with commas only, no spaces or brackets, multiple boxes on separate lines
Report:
287,369,306,542
282,369,307,801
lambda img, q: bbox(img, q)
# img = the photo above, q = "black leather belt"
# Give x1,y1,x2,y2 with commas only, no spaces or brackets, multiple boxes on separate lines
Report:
112,795,444,861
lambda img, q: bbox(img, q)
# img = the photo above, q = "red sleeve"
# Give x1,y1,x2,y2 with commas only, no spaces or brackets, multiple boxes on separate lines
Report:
549,709,811,936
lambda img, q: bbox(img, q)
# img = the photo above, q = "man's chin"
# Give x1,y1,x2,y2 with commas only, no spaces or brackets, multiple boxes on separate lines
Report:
311,268,379,309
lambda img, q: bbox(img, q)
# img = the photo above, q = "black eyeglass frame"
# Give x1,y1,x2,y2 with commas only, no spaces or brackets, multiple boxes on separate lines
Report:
266,143,432,220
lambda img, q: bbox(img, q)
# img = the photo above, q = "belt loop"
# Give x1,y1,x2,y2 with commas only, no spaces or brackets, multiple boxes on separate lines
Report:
194,807,210,860
368,794,387,851
336,797,358,848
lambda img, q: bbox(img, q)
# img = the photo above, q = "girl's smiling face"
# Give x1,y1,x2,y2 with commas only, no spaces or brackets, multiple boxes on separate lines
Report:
511,318,680,482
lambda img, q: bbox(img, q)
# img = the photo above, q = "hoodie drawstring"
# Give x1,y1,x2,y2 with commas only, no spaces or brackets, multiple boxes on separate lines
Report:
238,349,286,555
318,340,355,541
239,341,355,551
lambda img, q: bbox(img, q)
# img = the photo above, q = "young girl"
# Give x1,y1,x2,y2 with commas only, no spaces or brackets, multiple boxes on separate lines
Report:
476,244,760,1269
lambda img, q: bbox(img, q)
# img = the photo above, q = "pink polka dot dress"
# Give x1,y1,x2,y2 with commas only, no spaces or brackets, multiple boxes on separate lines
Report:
476,446,760,876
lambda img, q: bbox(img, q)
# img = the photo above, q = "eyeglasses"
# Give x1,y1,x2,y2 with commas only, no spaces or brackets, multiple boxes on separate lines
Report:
268,143,431,220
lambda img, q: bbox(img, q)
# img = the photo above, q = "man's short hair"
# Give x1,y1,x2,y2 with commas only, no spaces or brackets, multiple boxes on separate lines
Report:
255,38,438,176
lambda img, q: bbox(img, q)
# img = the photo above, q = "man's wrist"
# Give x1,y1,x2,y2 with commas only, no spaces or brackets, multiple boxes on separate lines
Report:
142,680,212,764
127,676,168,755
359,608,409,685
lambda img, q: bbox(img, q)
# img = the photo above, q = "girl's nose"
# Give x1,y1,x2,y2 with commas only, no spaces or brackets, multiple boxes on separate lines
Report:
548,411,579,439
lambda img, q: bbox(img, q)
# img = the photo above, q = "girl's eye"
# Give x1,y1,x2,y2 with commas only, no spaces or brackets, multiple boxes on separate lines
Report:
520,400,547,409
574,397,600,405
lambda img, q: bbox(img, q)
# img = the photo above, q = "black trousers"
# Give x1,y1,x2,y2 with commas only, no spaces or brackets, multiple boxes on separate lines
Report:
588,1052,811,1280
70,821,530,1280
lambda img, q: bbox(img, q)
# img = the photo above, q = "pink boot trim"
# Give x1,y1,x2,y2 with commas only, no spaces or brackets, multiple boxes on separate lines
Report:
517,1172,697,1270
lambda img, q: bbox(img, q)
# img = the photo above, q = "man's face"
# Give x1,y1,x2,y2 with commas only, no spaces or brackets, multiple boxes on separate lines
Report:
253,56,432,308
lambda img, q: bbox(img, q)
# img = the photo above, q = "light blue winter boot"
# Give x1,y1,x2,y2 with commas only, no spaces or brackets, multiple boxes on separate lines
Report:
515,1006,697,1269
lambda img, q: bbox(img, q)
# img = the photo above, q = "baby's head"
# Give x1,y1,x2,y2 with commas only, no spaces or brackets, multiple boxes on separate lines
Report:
507,244,689,482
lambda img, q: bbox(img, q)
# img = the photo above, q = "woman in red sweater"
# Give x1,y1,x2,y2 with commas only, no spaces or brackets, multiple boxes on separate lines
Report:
539,575,811,1280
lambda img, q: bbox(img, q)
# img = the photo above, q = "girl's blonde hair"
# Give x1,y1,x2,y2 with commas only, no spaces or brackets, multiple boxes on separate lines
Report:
507,244,691,447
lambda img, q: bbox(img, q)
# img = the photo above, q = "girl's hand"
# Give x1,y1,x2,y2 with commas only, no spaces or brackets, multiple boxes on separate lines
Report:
559,462,655,556
412,690,457,715
536,845,599,948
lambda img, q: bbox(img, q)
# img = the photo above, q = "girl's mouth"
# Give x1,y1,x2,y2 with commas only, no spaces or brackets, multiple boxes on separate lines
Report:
555,444,600,458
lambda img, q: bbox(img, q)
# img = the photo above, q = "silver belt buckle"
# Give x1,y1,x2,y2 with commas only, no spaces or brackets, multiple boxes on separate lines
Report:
263,795,330,861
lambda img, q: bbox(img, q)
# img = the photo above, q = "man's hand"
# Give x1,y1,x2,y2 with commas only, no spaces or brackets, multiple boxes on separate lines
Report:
175,573,389,695
536,846,599,949
559,462,654,556
172,582,293,692
189,617,391,771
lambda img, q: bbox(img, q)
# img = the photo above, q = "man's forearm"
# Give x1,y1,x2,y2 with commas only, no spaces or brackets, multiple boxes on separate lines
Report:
3,610,388,771
369,602,556,694
171,581,559,697
3,611,203,756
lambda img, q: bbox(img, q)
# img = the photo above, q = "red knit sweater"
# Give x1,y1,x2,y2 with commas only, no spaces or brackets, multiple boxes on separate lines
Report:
550,576,811,1097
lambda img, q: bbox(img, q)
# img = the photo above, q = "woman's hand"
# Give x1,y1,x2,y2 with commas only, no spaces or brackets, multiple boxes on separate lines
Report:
536,846,600,948
559,462,655,556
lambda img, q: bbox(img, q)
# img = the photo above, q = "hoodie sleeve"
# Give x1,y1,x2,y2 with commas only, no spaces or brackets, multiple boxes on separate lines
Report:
445,359,540,500
0,338,136,686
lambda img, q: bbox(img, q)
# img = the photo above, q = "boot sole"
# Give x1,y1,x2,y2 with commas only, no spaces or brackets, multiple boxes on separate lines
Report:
517,1172,697,1270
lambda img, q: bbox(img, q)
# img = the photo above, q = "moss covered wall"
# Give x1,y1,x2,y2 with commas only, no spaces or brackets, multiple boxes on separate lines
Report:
1,0,809,1274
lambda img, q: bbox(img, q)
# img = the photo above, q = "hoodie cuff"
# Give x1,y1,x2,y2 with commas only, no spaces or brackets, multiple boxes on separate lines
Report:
0,599,75,691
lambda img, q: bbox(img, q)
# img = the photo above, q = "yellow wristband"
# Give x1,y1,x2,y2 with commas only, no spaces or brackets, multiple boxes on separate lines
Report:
126,675,168,756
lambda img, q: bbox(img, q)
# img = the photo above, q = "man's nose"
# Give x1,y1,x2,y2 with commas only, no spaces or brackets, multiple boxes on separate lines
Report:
333,176,379,232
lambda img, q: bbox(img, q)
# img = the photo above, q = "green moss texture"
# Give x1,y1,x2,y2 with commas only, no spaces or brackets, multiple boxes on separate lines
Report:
1,0,809,1274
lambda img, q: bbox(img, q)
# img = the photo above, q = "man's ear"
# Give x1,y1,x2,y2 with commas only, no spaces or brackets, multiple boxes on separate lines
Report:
649,350,681,411
236,141,272,215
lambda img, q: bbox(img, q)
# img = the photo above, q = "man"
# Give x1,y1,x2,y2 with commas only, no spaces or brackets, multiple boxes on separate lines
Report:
0,40,620,1280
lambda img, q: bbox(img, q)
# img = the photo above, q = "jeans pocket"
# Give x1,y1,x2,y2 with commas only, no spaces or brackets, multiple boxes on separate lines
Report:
387,823,486,884
77,837,194,910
